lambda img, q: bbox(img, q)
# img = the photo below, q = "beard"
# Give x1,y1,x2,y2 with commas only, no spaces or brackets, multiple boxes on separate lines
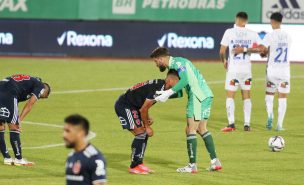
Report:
159,65,166,72
64,139,76,148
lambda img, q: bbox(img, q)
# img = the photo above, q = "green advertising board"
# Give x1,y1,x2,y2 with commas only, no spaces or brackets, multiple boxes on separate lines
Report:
0,0,262,22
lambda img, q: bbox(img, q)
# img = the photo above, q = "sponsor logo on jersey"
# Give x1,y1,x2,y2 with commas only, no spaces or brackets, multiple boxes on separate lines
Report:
263,0,304,23
0,0,27,12
157,32,214,49
0,32,13,45
57,31,113,48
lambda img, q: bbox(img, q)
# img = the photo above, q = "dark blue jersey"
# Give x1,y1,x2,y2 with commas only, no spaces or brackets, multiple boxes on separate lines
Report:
0,74,45,102
122,79,165,109
66,144,106,185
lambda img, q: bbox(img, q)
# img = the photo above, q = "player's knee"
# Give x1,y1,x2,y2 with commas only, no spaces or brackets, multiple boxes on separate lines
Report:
8,124,19,131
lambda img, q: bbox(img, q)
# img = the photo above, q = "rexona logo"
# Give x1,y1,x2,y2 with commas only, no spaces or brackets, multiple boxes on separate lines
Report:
157,33,214,49
57,31,113,47
263,0,304,23
0,0,28,12
0,32,13,45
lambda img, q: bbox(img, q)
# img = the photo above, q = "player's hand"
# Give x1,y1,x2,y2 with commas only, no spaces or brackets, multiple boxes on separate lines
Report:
145,126,154,137
223,60,228,70
155,89,174,103
148,117,154,126
232,46,244,54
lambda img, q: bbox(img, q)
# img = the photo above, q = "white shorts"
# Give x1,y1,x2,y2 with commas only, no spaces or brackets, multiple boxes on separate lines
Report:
225,72,252,91
266,75,290,94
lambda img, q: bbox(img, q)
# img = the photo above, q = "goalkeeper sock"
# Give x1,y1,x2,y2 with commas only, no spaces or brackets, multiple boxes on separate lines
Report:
10,130,22,160
243,99,252,126
187,134,197,164
201,131,217,160
0,130,10,158
130,132,147,168
278,98,287,129
226,98,235,125
265,95,274,120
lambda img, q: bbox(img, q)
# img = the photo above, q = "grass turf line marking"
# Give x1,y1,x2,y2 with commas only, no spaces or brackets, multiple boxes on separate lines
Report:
15,121,97,150
52,75,304,95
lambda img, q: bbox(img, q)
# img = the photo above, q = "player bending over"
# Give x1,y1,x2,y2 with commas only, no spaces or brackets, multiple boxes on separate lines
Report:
219,12,261,132
233,12,291,131
0,74,50,166
150,47,222,173
64,114,107,185
114,70,181,174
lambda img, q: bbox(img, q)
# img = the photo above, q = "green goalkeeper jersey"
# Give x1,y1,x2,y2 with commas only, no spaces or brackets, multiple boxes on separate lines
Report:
169,56,213,101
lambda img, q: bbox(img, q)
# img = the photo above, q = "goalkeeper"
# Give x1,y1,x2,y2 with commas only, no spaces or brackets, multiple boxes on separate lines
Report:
150,47,222,172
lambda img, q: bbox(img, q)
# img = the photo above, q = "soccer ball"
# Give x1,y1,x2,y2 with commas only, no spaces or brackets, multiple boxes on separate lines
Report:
268,136,285,152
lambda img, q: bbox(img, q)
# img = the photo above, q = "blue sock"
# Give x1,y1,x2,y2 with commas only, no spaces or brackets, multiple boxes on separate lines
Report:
10,130,22,160
130,132,147,168
0,130,10,158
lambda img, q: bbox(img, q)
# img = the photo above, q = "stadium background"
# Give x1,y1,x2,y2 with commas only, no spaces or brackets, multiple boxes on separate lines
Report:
1,1,304,185
0,0,303,61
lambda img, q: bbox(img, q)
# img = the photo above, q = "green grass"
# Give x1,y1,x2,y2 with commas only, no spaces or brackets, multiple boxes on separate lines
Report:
0,58,304,185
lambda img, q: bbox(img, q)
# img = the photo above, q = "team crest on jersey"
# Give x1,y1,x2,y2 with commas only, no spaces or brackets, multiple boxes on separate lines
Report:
0,107,10,118
72,160,82,174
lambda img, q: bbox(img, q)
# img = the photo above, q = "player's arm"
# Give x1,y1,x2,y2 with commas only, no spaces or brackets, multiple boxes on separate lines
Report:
219,45,228,69
171,69,188,93
139,99,155,136
169,89,183,99
19,95,38,122
232,45,266,54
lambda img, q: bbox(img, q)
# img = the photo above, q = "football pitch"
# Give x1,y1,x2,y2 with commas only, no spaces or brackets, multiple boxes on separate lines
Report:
0,58,304,185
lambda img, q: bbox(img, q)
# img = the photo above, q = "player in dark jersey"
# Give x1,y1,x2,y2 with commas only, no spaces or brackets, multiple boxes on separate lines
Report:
64,114,106,185
114,69,181,174
0,74,50,166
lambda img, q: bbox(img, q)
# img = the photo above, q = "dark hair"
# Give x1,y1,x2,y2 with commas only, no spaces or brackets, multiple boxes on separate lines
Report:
150,47,170,58
270,12,283,22
44,83,51,95
64,114,90,135
236,12,248,20
167,69,180,79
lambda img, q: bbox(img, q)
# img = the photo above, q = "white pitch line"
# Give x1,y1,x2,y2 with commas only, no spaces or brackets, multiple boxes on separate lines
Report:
17,121,97,150
52,75,304,95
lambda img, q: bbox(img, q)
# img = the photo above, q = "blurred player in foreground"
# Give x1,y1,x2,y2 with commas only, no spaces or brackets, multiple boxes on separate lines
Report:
233,12,291,131
114,70,181,174
219,12,261,132
151,47,222,173
0,74,50,166
64,114,107,185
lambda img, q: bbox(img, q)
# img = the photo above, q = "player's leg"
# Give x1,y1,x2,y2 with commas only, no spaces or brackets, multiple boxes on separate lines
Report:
0,123,13,165
240,76,252,131
277,81,290,131
265,79,276,130
177,93,199,173
197,97,222,171
114,99,150,174
222,73,238,132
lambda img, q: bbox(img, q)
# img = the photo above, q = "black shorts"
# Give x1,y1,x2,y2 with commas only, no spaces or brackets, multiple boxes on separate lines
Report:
114,95,143,130
0,92,19,124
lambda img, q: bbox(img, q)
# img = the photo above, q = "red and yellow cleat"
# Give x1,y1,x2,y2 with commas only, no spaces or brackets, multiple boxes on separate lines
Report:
221,126,236,132
128,165,149,175
138,164,155,173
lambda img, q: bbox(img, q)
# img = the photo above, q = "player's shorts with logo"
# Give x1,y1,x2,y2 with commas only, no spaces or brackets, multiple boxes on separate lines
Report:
225,72,252,91
187,91,213,121
114,95,143,130
266,74,290,94
0,92,19,124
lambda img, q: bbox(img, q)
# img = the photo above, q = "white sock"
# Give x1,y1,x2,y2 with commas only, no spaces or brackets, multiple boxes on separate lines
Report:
243,99,252,126
265,95,274,120
226,98,235,125
278,98,287,129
